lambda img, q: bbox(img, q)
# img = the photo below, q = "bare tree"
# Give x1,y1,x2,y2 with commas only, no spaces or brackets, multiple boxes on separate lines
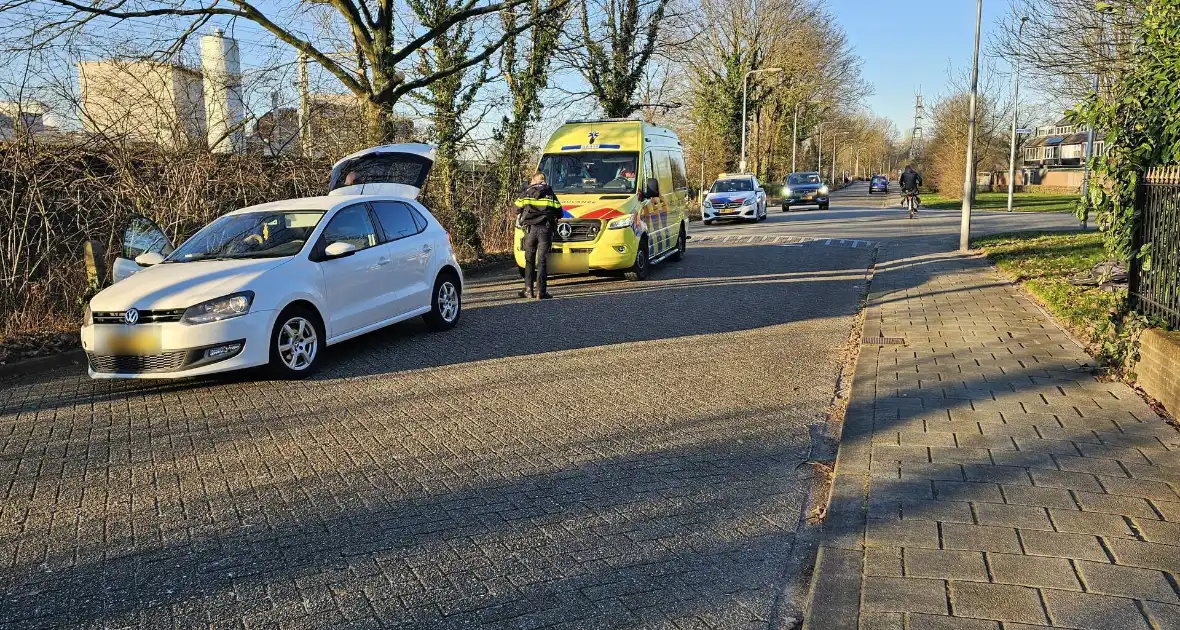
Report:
568,0,671,117
494,0,568,204
991,0,1141,110
924,62,1012,196
3,0,564,142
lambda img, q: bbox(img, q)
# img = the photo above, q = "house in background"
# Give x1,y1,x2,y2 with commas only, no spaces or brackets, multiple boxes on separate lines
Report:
1018,117,1106,189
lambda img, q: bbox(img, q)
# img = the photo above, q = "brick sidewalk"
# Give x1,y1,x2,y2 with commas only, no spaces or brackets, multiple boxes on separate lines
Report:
805,244,1180,630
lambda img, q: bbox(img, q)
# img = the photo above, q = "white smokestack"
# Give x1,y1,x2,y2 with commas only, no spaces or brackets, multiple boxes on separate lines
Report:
200,29,243,154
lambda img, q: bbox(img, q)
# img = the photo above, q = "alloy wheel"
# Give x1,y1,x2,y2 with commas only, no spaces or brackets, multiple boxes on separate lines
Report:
277,316,318,371
438,281,460,322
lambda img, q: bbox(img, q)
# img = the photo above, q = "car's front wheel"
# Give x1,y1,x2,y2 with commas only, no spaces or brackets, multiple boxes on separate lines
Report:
423,271,462,331
783,204,791,212
624,236,650,281
268,306,324,379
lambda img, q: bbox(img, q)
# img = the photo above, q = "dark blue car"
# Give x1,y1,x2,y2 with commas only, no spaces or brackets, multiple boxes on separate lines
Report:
869,175,889,194
781,172,829,211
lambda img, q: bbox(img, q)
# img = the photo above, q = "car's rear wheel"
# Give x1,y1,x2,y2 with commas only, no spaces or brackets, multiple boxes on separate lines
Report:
670,225,686,262
624,236,650,281
423,271,462,331
268,306,324,379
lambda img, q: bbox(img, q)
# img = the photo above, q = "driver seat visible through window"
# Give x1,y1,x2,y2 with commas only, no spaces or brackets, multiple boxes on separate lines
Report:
321,205,378,251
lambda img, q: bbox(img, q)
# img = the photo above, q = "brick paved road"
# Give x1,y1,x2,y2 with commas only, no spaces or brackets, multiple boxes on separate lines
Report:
1,213,877,628
804,186,1180,630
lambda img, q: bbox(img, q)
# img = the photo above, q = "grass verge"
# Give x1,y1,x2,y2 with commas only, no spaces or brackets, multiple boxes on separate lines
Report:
973,230,1134,365
924,191,1075,213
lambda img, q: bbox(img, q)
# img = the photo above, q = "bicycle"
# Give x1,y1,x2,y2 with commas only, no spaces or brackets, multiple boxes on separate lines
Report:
902,190,919,219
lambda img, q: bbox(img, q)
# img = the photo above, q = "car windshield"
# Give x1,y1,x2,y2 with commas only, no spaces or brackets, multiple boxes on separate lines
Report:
788,174,822,185
167,211,325,262
538,152,639,194
711,179,753,193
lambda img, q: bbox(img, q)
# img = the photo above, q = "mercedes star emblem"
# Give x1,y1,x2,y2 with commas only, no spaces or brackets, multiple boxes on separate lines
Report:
123,308,140,325
557,223,573,239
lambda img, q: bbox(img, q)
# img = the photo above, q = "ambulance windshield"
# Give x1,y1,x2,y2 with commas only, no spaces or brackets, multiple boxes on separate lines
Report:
539,152,639,194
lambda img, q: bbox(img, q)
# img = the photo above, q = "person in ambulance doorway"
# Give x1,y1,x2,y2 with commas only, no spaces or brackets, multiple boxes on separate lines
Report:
514,172,563,299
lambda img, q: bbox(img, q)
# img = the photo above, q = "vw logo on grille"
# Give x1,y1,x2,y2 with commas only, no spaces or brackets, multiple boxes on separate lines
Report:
123,308,140,325
557,223,573,239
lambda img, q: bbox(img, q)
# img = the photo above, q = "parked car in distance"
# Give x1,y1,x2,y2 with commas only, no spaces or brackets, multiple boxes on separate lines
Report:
781,172,829,211
82,144,463,380
702,173,768,224
869,175,889,194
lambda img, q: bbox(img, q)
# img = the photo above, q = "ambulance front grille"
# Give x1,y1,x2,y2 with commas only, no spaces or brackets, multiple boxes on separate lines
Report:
555,220,602,243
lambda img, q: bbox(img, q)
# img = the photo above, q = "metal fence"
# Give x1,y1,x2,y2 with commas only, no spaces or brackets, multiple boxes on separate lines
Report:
1131,166,1180,328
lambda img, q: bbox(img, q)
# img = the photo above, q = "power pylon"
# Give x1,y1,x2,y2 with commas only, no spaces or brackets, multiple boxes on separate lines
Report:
909,90,925,162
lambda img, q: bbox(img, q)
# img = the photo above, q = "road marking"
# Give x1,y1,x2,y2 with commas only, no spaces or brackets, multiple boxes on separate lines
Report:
691,234,877,249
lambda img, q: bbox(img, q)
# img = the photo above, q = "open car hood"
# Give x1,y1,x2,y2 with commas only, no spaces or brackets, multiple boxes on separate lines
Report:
328,143,435,199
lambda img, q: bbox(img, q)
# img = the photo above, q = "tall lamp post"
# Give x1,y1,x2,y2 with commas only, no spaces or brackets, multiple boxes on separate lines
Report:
792,99,817,173
816,121,830,174
741,67,783,172
1081,3,1114,229
1007,16,1028,213
960,0,984,252
831,132,847,183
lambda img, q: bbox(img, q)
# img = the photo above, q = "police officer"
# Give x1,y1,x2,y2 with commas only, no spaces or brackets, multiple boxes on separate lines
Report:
514,172,562,299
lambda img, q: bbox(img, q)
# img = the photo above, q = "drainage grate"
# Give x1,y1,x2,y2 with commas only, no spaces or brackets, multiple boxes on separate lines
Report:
862,337,907,345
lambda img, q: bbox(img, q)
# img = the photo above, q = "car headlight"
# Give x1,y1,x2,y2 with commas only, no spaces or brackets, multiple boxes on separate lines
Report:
783,187,792,196
742,197,755,206
820,185,829,195
181,291,254,324
608,214,634,230
83,304,93,326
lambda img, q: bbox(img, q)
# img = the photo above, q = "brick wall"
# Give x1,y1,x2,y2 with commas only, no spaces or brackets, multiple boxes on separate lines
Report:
1134,328,1180,417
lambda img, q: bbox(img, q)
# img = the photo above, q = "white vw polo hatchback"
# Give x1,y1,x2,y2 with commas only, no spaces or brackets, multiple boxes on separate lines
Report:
81,144,464,379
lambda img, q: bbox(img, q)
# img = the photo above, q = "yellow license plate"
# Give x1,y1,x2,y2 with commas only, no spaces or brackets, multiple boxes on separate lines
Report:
804,194,814,200
98,327,162,355
719,210,737,215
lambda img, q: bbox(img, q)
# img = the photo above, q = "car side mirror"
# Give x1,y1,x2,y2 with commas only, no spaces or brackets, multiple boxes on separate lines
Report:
324,241,358,259
645,177,660,199
134,252,165,267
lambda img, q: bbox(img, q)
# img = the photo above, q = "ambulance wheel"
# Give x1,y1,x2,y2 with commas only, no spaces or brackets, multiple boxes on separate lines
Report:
624,236,650,281
670,225,686,262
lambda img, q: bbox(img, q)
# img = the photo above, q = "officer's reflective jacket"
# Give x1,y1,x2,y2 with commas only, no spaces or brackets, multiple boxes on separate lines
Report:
514,183,562,227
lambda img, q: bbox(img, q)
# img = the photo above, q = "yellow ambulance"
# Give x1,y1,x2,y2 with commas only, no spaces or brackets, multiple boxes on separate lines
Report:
514,119,690,280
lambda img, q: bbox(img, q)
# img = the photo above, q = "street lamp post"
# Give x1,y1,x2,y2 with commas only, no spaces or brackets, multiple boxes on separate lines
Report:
741,67,783,172
791,100,816,174
960,0,983,252
792,103,800,173
1081,3,1114,229
854,148,866,180
831,132,846,183
1007,16,1028,213
816,121,830,174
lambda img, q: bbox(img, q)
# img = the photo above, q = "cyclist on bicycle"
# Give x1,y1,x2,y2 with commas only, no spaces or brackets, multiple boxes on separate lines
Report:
899,165,923,211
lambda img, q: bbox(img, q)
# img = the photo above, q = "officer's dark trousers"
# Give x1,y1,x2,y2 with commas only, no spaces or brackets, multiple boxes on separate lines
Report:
522,225,553,295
